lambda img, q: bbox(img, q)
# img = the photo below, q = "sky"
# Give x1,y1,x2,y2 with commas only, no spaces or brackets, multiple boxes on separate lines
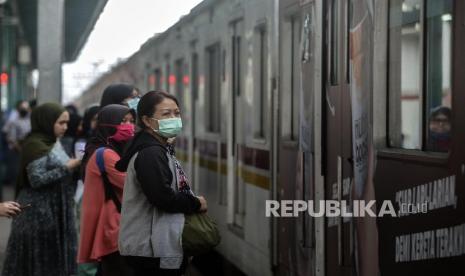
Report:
62,0,203,104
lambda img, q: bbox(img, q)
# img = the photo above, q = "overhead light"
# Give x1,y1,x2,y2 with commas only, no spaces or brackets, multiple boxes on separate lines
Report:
0,0,7,5
441,14,452,22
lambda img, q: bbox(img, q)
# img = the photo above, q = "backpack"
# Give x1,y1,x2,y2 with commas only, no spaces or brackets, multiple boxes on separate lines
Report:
95,147,122,213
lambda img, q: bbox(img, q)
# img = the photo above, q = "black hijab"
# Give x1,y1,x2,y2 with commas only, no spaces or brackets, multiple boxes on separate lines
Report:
81,105,133,179
84,104,131,157
82,105,100,139
64,112,82,138
100,84,135,107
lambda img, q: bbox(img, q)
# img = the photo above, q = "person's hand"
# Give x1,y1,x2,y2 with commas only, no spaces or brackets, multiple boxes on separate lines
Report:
66,158,81,171
197,196,208,212
0,201,21,218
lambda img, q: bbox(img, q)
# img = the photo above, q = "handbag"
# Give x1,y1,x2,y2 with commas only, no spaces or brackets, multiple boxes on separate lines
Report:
182,212,221,256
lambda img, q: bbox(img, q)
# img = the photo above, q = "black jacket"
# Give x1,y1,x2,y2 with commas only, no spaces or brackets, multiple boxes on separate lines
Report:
116,131,200,214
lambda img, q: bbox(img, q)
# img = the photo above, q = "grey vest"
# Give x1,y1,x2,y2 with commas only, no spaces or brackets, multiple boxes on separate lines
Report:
118,152,185,269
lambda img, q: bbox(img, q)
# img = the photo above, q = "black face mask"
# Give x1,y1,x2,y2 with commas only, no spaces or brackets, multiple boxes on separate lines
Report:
19,109,28,117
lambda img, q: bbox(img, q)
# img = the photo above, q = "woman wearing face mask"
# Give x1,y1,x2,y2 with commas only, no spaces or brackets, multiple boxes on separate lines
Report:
81,84,138,182
74,105,100,276
115,91,207,276
100,83,139,108
78,104,135,276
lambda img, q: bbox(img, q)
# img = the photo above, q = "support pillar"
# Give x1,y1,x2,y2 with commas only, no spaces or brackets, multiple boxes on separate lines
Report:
37,0,64,104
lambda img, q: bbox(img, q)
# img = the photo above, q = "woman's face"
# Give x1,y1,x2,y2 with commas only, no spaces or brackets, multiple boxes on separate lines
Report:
121,112,135,125
54,111,69,138
152,98,180,128
143,98,180,131
90,114,98,130
429,113,451,134
122,89,140,105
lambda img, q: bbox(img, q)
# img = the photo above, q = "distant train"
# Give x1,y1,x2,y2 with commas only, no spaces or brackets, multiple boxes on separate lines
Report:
76,0,465,275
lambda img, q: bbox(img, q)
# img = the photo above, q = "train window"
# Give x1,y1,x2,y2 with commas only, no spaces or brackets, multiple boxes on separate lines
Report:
425,0,453,152
346,1,352,83
205,43,221,133
165,60,171,93
154,68,162,91
147,73,155,91
191,53,199,101
232,35,242,97
389,0,422,150
388,0,453,152
145,64,152,91
175,59,184,111
281,16,301,141
254,26,267,139
330,0,339,85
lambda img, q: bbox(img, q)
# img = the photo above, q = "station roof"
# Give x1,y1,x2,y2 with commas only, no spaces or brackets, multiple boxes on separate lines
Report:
16,0,107,65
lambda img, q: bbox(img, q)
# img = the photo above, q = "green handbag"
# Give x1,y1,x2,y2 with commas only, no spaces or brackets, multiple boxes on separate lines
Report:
182,212,221,256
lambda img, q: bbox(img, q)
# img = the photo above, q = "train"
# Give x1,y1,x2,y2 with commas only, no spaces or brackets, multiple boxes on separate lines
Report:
75,0,465,275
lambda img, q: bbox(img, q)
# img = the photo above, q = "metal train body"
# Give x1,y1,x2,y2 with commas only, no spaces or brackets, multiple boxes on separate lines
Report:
76,0,465,275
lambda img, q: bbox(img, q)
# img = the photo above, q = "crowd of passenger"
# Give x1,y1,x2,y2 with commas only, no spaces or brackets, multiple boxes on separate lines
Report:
0,83,209,276
0,81,451,276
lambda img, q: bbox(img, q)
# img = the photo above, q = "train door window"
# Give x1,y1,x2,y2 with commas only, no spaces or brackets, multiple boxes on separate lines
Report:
425,0,453,152
254,24,267,139
281,15,301,141
145,64,152,91
191,53,199,101
165,59,171,93
205,43,221,133
388,0,453,152
154,68,162,90
175,59,184,110
330,0,339,85
148,73,155,90
232,35,242,97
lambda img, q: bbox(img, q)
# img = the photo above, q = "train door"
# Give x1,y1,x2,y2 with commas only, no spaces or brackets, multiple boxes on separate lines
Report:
228,18,246,229
277,0,315,275
323,0,353,275
374,1,465,275
189,49,199,190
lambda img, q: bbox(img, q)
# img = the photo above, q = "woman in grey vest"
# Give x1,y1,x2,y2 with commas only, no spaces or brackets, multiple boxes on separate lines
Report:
116,91,207,276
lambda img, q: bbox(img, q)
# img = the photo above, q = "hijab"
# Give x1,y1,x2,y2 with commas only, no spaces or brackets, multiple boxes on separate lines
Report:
17,102,66,191
64,112,82,138
81,105,100,139
100,84,135,108
81,105,132,178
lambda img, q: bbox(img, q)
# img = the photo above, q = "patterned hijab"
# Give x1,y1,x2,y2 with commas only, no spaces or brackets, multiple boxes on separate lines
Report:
17,102,66,192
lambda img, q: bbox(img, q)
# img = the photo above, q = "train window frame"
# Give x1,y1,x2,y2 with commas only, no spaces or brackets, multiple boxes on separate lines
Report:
253,22,268,141
144,63,152,91
165,56,171,93
280,13,301,144
175,58,185,112
383,0,453,160
329,0,340,86
205,42,222,134
191,53,199,101
154,68,162,91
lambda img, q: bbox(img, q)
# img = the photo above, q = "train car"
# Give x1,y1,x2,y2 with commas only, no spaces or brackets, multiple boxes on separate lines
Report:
75,0,465,275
